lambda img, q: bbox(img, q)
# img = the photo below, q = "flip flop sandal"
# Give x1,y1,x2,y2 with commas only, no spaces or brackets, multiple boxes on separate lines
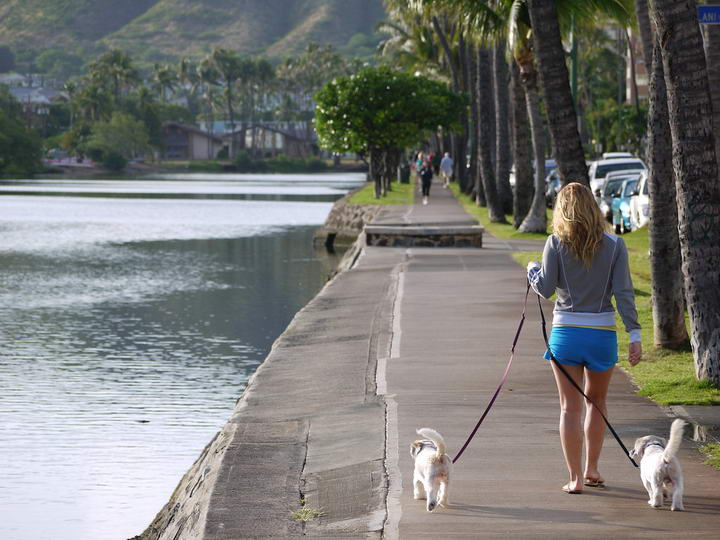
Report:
584,478,606,488
562,484,582,494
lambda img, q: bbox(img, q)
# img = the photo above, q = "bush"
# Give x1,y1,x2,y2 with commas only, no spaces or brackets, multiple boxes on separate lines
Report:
187,160,224,171
101,151,128,171
233,151,327,173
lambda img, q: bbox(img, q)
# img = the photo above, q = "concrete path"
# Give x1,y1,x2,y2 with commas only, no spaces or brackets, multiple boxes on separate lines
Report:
143,177,720,539
379,178,720,538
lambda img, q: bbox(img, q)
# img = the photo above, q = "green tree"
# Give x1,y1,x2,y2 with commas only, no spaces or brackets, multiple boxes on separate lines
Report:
0,46,16,73
35,49,84,80
87,112,150,163
314,65,465,197
0,88,42,175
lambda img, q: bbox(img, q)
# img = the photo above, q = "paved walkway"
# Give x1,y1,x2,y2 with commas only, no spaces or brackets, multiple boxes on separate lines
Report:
377,179,720,538
145,177,720,539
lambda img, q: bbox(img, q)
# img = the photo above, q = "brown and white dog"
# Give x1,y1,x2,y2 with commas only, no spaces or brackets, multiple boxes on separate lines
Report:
411,428,452,512
629,419,686,511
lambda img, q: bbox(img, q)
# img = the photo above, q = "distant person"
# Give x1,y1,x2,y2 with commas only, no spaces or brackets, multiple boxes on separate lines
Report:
439,152,454,188
415,151,424,174
419,159,434,205
431,152,441,174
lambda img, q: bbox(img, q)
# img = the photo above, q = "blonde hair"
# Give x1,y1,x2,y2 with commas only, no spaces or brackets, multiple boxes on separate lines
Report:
552,182,607,267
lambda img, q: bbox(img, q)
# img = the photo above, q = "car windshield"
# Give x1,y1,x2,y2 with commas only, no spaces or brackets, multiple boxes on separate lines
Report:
623,180,639,197
596,161,645,178
603,178,625,197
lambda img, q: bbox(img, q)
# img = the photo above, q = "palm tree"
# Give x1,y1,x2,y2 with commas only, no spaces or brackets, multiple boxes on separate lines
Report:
151,63,178,103
510,60,533,228
208,48,245,158
494,42,513,214
526,0,589,187
476,46,507,222
636,0,687,349
87,49,139,103
703,0,720,163
507,1,546,232
650,0,720,384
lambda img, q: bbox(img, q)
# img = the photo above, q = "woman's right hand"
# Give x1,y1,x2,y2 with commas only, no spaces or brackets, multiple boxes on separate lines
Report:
628,342,642,366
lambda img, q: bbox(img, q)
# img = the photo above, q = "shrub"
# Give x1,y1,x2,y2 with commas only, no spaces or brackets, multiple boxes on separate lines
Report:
101,151,128,171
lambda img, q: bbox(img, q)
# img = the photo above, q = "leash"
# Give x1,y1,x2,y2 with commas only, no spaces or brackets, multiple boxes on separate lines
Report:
536,294,639,468
451,282,530,464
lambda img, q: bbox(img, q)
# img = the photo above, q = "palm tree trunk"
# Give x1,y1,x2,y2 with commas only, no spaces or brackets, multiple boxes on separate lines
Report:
650,0,720,385
625,28,640,110
635,0,654,66
511,61,533,229
519,84,547,233
494,43,513,214
477,47,506,222
467,44,480,197
704,0,720,164
647,36,688,349
527,0,589,187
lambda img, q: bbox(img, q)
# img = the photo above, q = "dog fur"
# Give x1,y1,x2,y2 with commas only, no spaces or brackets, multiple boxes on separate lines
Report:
629,419,686,511
410,428,452,512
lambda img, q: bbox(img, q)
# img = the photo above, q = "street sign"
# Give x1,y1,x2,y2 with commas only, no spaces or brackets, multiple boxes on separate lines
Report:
698,5,720,24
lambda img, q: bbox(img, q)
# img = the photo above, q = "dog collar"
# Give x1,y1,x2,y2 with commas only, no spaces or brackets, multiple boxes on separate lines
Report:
646,442,665,449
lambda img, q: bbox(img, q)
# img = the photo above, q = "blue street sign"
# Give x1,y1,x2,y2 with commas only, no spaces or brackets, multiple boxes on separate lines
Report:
698,5,720,24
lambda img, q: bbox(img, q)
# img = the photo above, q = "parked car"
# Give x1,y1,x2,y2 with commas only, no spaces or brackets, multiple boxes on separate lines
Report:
588,157,646,195
602,152,634,159
596,168,644,202
545,168,561,208
629,171,650,230
612,177,641,234
598,172,641,223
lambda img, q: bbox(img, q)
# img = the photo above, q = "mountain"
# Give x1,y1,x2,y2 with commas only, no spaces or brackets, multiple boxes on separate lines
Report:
0,0,387,64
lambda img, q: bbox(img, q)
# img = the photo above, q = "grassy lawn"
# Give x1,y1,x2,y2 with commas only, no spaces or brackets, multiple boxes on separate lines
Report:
700,443,720,471
449,183,549,242
349,180,415,205
509,225,720,406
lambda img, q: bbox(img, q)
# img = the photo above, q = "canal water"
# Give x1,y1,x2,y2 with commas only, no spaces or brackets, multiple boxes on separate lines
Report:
0,173,364,540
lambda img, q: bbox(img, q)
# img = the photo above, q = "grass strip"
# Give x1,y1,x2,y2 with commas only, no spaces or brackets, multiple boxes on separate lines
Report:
700,444,720,471
449,183,550,241
349,180,415,205
510,225,720,405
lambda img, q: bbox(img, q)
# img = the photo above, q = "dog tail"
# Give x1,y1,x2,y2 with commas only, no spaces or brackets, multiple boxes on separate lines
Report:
663,419,686,463
416,428,446,458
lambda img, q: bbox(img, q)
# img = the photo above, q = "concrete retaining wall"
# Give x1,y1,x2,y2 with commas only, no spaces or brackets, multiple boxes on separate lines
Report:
135,215,394,539
313,186,381,248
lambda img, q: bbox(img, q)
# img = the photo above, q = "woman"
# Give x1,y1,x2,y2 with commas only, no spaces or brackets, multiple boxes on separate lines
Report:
419,159,434,205
526,182,642,494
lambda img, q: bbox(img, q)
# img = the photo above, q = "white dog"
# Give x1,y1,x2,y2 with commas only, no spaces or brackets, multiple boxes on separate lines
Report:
629,419,686,511
410,428,452,512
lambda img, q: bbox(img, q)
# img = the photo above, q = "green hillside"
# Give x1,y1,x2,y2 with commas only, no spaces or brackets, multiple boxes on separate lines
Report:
0,0,386,65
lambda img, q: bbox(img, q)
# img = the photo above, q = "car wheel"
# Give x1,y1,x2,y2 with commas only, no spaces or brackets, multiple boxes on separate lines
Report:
615,223,621,234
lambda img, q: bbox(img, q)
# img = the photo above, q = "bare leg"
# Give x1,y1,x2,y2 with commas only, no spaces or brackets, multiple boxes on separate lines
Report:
551,362,585,492
583,366,614,484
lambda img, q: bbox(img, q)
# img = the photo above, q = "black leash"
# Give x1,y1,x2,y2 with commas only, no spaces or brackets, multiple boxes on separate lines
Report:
536,294,639,468
452,283,531,464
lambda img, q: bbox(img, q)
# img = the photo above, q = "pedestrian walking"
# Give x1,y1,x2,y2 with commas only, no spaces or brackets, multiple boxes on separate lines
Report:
526,182,642,494
419,159,434,205
439,152,454,188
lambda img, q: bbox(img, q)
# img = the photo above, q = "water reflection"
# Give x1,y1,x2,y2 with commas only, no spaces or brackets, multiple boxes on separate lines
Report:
0,175,357,540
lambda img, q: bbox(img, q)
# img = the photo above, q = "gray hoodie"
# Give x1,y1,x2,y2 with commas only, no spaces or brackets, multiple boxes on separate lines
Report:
527,233,641,342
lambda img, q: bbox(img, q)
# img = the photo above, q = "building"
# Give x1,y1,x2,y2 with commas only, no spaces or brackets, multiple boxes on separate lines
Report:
160,122,224,160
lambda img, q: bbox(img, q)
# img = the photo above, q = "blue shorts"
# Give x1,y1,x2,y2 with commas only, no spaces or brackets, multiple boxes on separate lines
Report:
544,325,618,373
